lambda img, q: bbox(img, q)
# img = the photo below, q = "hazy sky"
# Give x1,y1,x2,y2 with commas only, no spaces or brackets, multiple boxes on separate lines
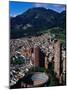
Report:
10,1,66,17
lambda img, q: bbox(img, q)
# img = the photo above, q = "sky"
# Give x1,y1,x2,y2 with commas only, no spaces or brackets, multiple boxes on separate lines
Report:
10,1,66,17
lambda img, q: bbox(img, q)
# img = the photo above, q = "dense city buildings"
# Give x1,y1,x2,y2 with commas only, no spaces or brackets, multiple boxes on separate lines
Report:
10,33,66,88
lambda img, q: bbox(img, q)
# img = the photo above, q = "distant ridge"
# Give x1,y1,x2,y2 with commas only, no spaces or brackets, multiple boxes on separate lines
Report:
10,7,66,39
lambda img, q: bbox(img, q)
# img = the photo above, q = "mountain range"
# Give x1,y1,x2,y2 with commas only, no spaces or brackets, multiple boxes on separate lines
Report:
10,7,66,39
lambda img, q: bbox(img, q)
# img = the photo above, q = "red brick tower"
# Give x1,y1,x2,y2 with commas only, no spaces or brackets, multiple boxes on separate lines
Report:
33,45,40,67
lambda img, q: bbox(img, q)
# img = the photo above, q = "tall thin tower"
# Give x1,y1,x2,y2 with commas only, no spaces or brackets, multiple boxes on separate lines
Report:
54,40,61,78
34,45,40,67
